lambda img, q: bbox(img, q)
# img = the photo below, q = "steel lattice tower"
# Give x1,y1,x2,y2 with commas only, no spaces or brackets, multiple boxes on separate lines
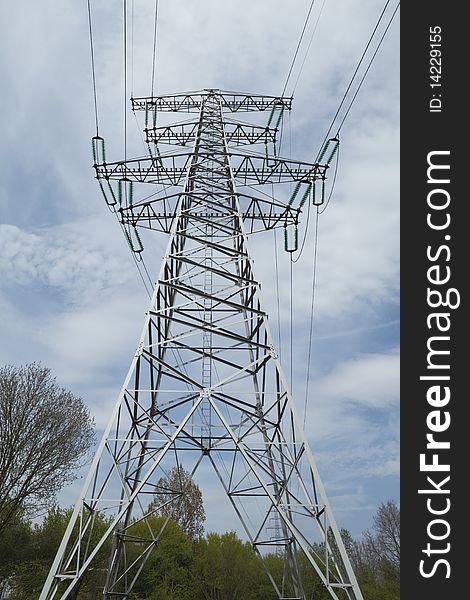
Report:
40,90,363,600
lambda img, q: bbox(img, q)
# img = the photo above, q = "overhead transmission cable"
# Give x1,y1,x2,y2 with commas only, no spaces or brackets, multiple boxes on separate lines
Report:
87,0,154,295
122,0,152,289
273,228,283,360
315,0,395,159
289,258,294,394
298,3,399,422
335,2,400,134
87,0,100,136
292,0,398,261
282,0,317,97
130,0,135,96
116,217,153,298
151,0,160,97
302,208,320,427
292,0,328,95
123,0,128,164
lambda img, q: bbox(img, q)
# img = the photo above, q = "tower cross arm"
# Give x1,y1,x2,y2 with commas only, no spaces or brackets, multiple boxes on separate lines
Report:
230,153,328,185
146,121,278,147
93,152,193,186
94,152,327,187
118,191,301,234
132,90,293,113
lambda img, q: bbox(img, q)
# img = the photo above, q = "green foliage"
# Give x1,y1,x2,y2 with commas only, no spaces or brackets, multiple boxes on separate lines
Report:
8,560,50,600
194,531,269,600
127,516,196,600
297,551,331,600
0,506,111,599
0,512,35,598
1,503,399,600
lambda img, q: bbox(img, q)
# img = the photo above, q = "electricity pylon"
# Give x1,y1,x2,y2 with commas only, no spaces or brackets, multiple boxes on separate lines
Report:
40,89,362,600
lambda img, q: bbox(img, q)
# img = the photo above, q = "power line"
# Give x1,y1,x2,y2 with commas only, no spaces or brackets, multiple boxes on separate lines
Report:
115,216,152,298
273,215,283,361
336,2,400,134
87,1,155,301
292,1,397,264
299,5,398,420
292,0,328,94
315,0,394,160
151,0,160,97
130,0,135,96
86,0,99,136
282,0,317,96
303,207,320,427
289,256,294,393
123,0,128,163
293,2,397,261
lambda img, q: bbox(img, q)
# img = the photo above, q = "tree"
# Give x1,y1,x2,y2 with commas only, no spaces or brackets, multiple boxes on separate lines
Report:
148,465,205,540
0,510,34,598
3,506,111,599
128,516,196,600
0,363,95,533
364,500,400,569
194,532,265,600
358,501,400,599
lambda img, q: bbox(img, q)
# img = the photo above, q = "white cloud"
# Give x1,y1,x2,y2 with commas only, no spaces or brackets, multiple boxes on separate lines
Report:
38,293,147,387
299,349,400,493
314,348,400,408
302,349,400,445
0,223,131,303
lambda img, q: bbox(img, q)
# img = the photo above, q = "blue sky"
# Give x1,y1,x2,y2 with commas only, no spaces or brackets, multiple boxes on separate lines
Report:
0,0,399,539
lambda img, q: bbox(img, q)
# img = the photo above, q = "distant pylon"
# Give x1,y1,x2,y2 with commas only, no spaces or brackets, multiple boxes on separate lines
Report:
40,89,363,600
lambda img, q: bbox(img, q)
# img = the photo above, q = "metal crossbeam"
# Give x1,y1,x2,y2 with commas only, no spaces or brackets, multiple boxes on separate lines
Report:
132,89,293,113
145,120,278,146
118,191,300,234
94,152,326,186
40,90,363,600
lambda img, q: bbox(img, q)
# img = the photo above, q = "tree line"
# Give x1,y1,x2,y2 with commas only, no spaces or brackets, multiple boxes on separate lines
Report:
0,500,399,600
0,364,399,599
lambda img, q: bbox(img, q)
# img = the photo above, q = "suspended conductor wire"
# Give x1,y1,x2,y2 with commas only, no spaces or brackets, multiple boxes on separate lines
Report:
134,110,150,154
87,2,153,300
130,0,135,96
282,0,317,96
273,228,282,361
289,257,293,393
139,254,153,287
315,0,392,160
303,207,320,427
294,2,397,259
336,2,400,135
288,110,292,164
292,0,328,94
151,0,160,97
87,0,99,136
123,0,128,164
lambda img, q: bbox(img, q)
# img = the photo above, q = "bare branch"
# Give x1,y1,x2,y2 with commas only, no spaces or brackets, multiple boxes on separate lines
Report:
0,363,95,534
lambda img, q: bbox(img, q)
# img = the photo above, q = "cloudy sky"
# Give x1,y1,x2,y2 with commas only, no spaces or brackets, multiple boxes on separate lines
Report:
0,0,399,538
